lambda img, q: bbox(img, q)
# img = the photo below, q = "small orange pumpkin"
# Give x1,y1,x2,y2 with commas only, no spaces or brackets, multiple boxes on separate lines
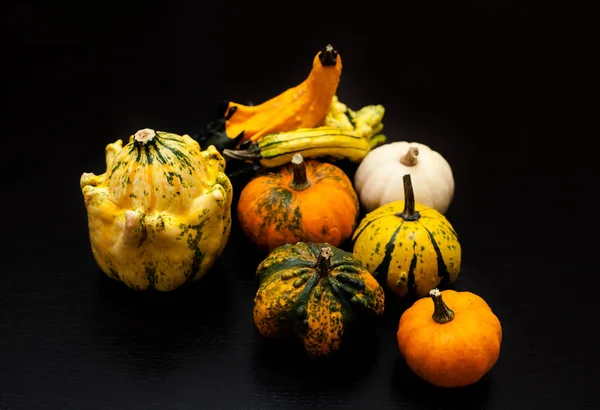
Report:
237,153,359,252
397,288,502,388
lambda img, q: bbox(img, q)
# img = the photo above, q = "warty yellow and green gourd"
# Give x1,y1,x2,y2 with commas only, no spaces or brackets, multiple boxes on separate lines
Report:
80,128,233,291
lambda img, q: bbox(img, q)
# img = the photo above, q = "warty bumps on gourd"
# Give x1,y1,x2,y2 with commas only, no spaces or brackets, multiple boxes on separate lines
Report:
80,128,233,291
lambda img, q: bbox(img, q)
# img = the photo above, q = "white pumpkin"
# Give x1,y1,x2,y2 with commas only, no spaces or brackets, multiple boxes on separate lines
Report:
354,141,454,214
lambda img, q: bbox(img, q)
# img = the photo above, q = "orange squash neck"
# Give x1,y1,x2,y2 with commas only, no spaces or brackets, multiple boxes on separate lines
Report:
307,63,341,90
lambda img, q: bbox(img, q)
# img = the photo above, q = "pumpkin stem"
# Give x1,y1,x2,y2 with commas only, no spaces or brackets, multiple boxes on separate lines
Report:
289,154,312,191
429,288,454,324
316,247,334,277
318,44,339,66
400,146,419,166
396,174,421,221
134,128,156,145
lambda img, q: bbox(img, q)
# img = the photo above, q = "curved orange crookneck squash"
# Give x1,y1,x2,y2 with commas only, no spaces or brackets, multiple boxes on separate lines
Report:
196,44,343,151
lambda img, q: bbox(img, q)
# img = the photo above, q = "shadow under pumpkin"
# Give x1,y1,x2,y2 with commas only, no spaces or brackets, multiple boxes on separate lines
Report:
389,357,492,407
91,263,235,371
251,317,382,389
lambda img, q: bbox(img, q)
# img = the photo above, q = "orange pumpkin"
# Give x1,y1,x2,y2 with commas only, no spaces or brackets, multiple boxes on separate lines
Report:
237,153,359,252
397,288,502,388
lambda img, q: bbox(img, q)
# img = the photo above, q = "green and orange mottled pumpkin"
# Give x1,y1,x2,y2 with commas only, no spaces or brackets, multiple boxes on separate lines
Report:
253,242,385,357
237,153,359,252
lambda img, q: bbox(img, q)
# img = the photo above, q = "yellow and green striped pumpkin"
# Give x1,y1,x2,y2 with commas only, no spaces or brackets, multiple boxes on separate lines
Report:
352,174,461,298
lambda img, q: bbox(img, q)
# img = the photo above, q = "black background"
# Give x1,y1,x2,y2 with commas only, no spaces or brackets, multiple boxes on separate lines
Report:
2,2,595,409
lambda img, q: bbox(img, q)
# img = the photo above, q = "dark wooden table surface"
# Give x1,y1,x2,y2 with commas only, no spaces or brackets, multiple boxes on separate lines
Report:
3,3,594,409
